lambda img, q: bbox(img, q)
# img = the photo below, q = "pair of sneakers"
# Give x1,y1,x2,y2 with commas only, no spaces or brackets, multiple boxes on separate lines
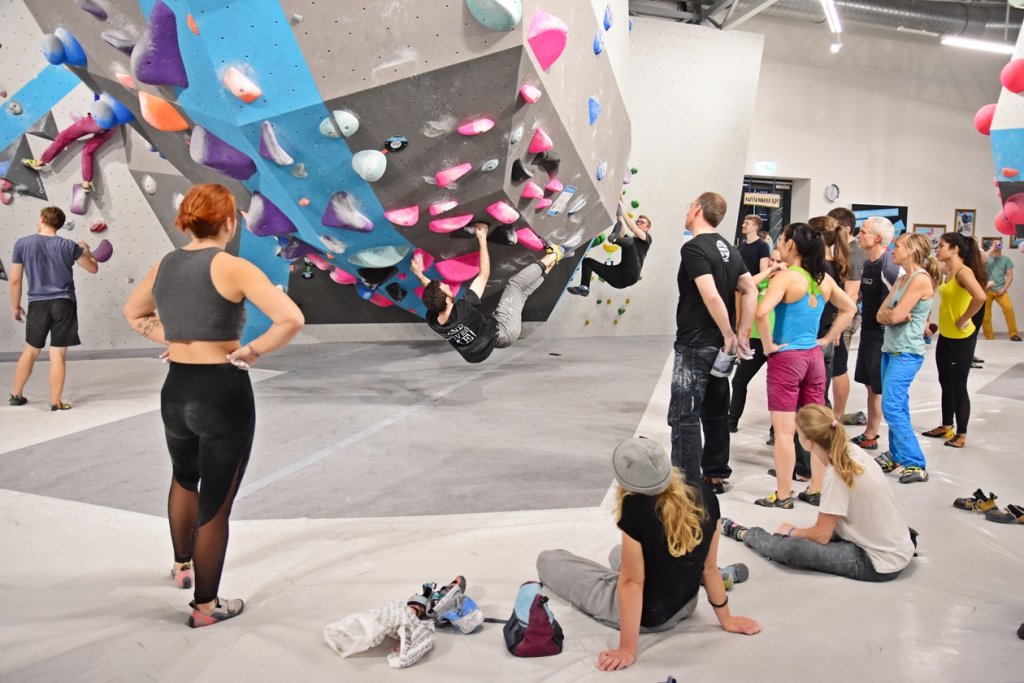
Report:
874,451,929,483
171,561,244,628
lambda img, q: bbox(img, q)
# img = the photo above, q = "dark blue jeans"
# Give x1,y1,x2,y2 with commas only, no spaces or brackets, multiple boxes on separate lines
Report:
668,344,731,483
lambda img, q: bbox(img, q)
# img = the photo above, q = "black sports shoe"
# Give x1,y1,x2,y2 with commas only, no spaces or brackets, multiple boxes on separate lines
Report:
9,394,27,406
566,285,589,297
798,488,821,506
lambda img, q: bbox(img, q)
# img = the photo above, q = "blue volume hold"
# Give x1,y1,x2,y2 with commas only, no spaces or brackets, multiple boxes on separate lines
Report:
594,31,605,55
588,96,602,125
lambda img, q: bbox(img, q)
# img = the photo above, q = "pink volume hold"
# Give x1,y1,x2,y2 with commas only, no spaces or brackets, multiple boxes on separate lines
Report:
435,162,473,187
429,214,475,233
487,201,520,224
519,84,542,103
384,206,420,226
429,199,459,216
528,127,553,153
521,181,544,199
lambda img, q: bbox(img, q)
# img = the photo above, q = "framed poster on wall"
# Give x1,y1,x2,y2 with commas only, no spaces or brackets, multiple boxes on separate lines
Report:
912,224,945,252
852,204,909,239
954,208,976,237
980,235,1002,251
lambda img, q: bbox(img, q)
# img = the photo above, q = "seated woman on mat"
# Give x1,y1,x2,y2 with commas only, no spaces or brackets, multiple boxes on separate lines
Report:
537,438,760,672
722,404,916,582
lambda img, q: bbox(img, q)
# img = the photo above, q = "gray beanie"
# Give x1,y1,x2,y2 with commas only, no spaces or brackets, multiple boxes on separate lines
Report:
612,437,672,495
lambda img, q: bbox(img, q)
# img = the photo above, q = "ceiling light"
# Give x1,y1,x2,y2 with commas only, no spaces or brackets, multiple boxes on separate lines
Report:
830,41,843,54
941,36,1014,55
819,0,842,34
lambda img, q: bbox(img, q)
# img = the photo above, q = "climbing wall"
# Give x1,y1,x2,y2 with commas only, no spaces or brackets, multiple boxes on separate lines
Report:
10,0,631,345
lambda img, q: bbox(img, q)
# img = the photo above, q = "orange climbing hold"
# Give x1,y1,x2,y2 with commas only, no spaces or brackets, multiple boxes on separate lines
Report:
187,14,199,34
298,198,310,207
1002,167,1019,178
139,91,189,131
222,66,262,103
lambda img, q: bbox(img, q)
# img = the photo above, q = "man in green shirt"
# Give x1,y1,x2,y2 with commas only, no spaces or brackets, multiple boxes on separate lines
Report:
982,241,1020,341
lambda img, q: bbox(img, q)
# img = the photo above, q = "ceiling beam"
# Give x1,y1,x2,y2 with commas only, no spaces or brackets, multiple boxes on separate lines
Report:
722,0,782,29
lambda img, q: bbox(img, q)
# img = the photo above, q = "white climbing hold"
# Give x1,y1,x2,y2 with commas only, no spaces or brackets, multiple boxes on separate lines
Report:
142,174,157,194
319,234,348,253
465,0,523,31
429,200,459,215
480,158,499,172
173,192,184,210
320,109,359,138
510,125,523,145
258,121,294,166
352,149,387,182
291,162,308,178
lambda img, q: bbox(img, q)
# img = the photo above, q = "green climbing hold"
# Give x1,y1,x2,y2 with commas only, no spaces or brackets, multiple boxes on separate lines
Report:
631,200,640,209
630,167,638,175
590,233,606,248
618,307,626,315
596,299,603,304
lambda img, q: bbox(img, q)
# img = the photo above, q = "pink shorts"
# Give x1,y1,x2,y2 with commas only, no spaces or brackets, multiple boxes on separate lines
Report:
766,347,826,412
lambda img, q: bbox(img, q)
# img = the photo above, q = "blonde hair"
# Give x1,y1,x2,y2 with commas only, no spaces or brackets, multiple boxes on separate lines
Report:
897,233,942,285
616,469,706,556
795,405,863,488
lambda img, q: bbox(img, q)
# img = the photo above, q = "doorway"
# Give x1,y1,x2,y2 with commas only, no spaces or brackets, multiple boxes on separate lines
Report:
735,177,792,246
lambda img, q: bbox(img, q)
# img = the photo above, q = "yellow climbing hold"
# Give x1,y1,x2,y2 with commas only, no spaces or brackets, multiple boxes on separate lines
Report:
584,319,590,326
625,298,631,304
602,242,618,253
613,319,619,325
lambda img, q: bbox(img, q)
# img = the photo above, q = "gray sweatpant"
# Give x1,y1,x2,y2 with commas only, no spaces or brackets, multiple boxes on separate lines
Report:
536,546,698,632
493,262,546,348
742,527,901,582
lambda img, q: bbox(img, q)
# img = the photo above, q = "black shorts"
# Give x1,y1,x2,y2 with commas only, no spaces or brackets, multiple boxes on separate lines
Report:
853,328,884,394
833,336,849,376
26,298,80,349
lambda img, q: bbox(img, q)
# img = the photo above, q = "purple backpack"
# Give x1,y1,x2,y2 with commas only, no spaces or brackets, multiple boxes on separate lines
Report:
501,581,564,657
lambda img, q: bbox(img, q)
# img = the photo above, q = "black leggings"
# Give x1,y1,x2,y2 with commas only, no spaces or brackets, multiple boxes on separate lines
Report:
579,251,639,290
161,362,255,603
729,338,767,426
935,335,973,434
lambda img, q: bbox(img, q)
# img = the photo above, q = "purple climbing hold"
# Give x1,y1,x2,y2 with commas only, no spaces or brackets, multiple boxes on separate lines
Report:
278,236,318,262
258,121,294,166
248,193,297,237
70,184,89,215
190,126,256,181
75,0,108,21
93,239,113,263
131,0,189,88
322,191,374,232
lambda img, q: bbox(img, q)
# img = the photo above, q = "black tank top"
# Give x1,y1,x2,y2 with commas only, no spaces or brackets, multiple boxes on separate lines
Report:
152,248,246,341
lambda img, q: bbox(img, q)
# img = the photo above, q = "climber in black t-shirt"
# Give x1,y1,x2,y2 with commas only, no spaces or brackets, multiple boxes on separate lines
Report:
412,222,564,363
567,200,653,296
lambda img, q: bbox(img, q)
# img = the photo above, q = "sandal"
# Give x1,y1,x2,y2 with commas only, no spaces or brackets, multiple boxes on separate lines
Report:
944,433,967,448
953,489,998,512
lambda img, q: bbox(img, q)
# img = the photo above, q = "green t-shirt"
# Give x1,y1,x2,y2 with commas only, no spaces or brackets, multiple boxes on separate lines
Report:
987,254,1014,291
752,279,775,340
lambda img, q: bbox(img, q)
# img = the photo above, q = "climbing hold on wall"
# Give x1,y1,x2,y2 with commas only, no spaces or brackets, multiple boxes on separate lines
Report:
584,319,590,326
139,91,189,131
996,211,1016,235
429,214,475,233
291,162,308,178
278,236,318,262
487,201,519,223
515,226,545,251
190,126,257,180
974,103,997,135
429,200,459,215
631,199,640,209
618,307,626,315
457,118,495,135
596,161,608,181
75,0,108,21
258,121,294,165
70,184,89,215
1002,167,1019,178
101,94,135,125
132,1,189,88
141,174,157,195
248,193,298,237
187,14,199,34
330,110,360,138
222,66,262,103
93,239,113,263
348,245,412,268
466,0,523,31
322,191,373,232
488,225,519,245
291,13,303,24
352,149,387,182
40,35,67,65
6,101,23,116
101,28,136,54
319,234,348,254
528,127,554,153
588,96,602,125
480,158,500,172
54,28,87,67
385,206,420,226
511,159,534,182
534,198,552,211
1003,194,1024,223
545,178,564,193
330,267,356,285
526,10,569,72
631,167,638,175
298,197,310,207
604,4,614,30
596,298,603,304
435,162,472,187
114,69,136,90
520,84,542,103
1001,59,1024,93
625,298,631,304
435,252,481,281
602,242,619,253
593,31,605,55
568,196,588,214
521,181,544,199
413,248,435,271
385,282,407,302
89,221,107,234
534,151,561,175
590,234,606,248
306,253,330,271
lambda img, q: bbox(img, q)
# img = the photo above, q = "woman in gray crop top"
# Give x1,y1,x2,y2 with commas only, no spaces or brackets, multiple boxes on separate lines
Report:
123,183,303,628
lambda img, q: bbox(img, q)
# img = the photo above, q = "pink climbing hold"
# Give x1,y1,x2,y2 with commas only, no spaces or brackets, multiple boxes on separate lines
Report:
1003,193,1024,223
413,248,435,271
527,9,569,72
330,268,356,285
429,199,459,215
457,118,495,135
974,103,997,136
545,178,564,193
307,253,330,271
69,184,89,215
1001,59,1024,94
534,198,553,211
1002,167,1019,178
996,211,1017,236
370,293,394,307
521,181,544,199
435,162,473,188
429,214,475,233
385,206,420,226
434,252,481,282
515,226,545,251
520,84,543,103
528,127,553,153
487,200,519,224
222,66,262,103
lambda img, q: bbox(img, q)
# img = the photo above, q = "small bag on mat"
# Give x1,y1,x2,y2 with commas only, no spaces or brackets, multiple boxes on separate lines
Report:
501,581,564,657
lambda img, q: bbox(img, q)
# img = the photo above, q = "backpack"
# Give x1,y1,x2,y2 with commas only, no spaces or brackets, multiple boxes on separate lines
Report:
500,581,564,657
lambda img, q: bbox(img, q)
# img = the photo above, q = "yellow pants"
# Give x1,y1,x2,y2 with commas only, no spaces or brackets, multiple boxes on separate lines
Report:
982,291,1018,339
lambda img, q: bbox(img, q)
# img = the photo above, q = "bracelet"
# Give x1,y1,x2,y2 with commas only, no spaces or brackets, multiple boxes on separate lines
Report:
708,595,729,609
249,344,261,360
786,528,795,537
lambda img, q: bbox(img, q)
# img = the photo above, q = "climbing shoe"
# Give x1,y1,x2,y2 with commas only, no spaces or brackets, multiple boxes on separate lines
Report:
720,563,749,591
874,451,898,473
9,394,27,406
188,597,244,628
898,467,929,484
922,425,954,439
171,561,193,590
984,504,1024,524
754,491,795,509
545,243,565,264
944,434,967,448
51,402,72,411
567,285,590,297
851,433,878,450
953,489,998,512
80,180,92,194
720,518,748,541
21,158,45,171
840,411,867,426
797,488,821,506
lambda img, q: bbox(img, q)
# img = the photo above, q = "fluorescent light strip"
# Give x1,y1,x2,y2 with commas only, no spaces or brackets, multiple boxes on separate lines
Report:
819,0,842,34
941,35,1014,55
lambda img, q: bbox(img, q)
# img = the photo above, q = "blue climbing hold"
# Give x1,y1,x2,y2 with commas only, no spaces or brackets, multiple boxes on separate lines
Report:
588,97,602,126
629,18,633,32
54,28,87,67
604,4,613,30
596,160,608,181
90,99,117,129
40,35,67,65
594,31,605,55
101,94,135,125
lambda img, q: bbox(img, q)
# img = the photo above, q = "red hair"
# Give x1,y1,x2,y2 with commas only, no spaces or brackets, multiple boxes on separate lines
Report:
175,184,237,239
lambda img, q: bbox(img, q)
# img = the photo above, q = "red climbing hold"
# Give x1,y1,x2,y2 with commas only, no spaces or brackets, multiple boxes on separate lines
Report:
545,178,564,193
330,268,356,285
1001,58,1024,94
534,198,552,211
975,103,997,136
1002,167,1019,178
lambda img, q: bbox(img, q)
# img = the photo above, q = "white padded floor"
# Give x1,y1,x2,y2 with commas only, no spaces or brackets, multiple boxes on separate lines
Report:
2,340,1023,681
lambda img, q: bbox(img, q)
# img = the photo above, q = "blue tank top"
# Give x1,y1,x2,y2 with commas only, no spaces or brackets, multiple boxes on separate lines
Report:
882,269,932,356
772,266,824,352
